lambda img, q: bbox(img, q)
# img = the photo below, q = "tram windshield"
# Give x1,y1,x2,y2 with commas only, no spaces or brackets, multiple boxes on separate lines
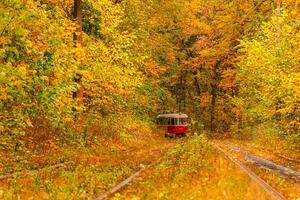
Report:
157,117,187,125
171,118,187,125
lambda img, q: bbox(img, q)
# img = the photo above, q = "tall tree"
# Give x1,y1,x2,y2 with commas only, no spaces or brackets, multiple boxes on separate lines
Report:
73,0,84,113
73,0,83,45
237,9,300,136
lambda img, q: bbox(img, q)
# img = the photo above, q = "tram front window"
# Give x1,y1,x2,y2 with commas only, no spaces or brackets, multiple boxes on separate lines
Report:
171,118,187,125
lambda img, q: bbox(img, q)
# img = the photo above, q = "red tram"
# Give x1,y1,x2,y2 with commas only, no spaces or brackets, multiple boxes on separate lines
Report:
156,113,189,137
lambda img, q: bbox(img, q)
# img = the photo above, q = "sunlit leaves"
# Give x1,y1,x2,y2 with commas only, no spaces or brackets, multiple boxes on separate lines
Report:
0,0,77,136
237,9,300,135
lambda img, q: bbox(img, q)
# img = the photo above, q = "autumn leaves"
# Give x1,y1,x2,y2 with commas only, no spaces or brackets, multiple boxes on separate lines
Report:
0,0,299,147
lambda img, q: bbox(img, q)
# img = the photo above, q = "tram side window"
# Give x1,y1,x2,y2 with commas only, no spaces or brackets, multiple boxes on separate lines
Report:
171,118,176,125
157,118,161,125
180,118,187,125
164,118,170,125
158,118,163,125
157,118,169,125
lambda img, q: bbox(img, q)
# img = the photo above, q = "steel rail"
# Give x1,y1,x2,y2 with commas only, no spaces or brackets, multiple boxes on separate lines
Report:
0,145,148,181
223,143,300,182
94,164,149,200
0,162,70,181
225,143,300,164
276,154,300,164
213,144,286,200
93,141,179,200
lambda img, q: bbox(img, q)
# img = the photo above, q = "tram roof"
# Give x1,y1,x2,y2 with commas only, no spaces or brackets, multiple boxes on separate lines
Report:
157,113,188,118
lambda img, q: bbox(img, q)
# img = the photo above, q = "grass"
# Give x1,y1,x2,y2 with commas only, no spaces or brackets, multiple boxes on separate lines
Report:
1,163,133,199
111,135,272,200
0,126,177,199
217,127,300,200
1,123,297,199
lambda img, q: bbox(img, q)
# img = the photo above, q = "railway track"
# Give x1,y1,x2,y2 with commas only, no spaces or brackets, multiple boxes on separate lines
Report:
95,164,150,200
213,144,287,200
5,140,293,199
222,143,300,183
0,141,167,182
0,161,70,181
94,142,177,200
96,142,291,200
224,143,300,165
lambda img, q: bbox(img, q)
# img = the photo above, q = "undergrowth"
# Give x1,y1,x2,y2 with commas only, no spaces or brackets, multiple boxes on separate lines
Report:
112,135,271,200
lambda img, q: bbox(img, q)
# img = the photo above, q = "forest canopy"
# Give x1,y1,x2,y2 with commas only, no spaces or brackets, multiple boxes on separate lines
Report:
0,0,299,149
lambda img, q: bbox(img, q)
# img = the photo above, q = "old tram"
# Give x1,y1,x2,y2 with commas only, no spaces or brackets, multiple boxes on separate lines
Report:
156,113,189,137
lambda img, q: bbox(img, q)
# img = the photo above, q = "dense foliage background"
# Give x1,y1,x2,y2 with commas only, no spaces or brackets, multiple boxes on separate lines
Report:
0,0,299,150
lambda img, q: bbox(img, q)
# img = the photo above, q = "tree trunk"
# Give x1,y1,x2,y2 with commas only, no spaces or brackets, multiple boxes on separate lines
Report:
210,61,220,132
183,76,186,112
194,78,201,96
74,0,83,46
276,0,281,40
193,70,201,96
210,85,216,132
73,0,84,124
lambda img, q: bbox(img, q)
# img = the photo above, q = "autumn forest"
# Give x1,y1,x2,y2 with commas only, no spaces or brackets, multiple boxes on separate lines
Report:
0,0,299,199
